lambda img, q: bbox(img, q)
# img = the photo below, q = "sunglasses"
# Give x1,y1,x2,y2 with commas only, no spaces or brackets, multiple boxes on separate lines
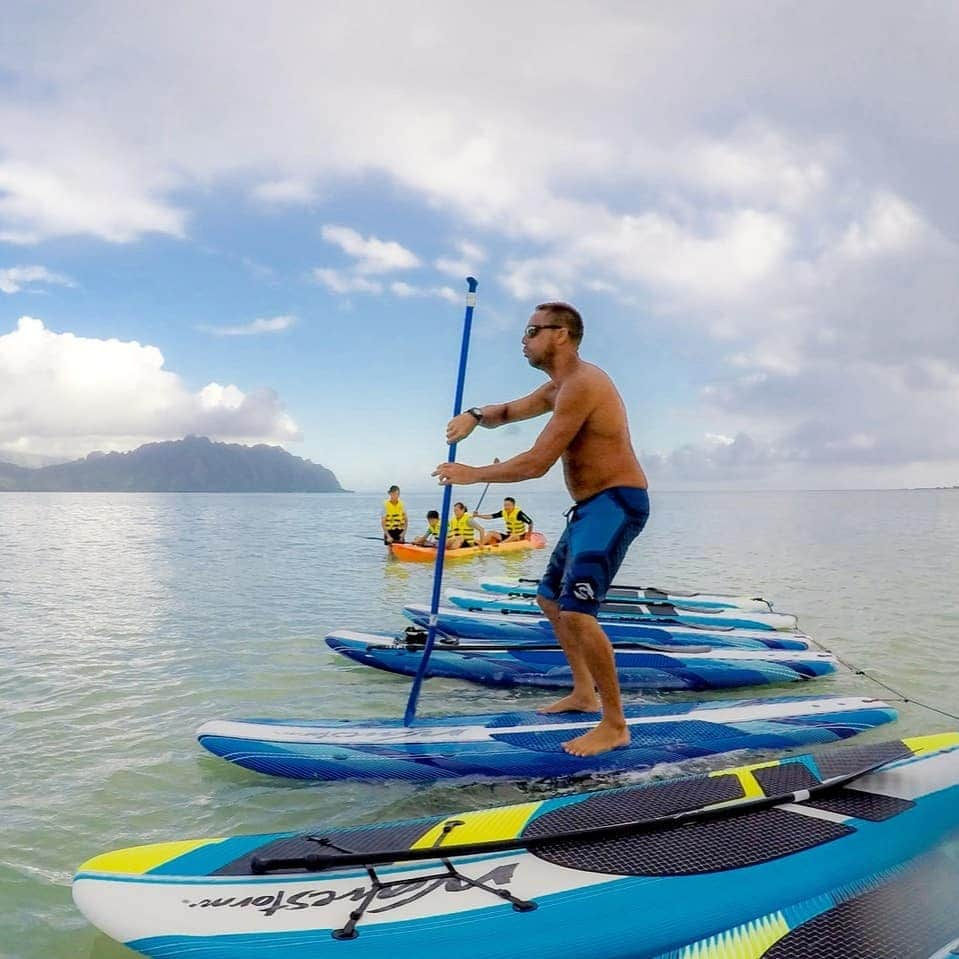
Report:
523,324,563,339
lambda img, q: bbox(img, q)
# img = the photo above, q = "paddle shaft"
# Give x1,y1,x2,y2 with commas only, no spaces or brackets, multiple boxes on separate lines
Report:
471,458,499,514
403,277,478,726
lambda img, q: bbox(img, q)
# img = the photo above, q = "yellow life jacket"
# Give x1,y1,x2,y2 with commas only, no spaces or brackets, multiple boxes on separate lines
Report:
448,512,476,546
383,498,406,531
503,506,528,536
426,519,441,539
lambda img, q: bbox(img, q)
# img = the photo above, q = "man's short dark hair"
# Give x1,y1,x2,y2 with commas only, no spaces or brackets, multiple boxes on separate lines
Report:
535,302,583,344
504,496,516,506
388,484,400,493
427,510,439,519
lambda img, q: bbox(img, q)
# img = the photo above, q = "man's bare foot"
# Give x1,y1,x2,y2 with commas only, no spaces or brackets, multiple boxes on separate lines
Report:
562,721,631,756
538,692,600,714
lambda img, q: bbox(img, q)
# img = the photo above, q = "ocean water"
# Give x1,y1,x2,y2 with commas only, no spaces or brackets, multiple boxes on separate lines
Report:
2,488,959,958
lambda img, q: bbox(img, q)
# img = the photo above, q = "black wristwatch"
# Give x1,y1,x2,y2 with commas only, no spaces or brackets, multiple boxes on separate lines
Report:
466,407,484,422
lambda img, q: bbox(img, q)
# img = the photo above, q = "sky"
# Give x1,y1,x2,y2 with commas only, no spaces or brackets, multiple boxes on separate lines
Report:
2,1,958,492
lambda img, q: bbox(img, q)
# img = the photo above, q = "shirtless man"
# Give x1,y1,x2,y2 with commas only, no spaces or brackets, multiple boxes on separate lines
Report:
433,302,649,757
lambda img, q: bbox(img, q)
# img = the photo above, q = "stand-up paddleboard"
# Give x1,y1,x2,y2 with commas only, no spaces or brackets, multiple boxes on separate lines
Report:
74,734,959,959
391,532,547,562
326,629,837,691
479,576,774,611
445,587,799,632
402,603,813,651
195,693,894,784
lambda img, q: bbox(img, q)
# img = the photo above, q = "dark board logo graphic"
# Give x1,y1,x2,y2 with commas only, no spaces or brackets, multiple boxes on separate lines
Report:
183,862,519,918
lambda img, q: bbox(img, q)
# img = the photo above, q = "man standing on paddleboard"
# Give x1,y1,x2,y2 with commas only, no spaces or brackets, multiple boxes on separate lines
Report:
433,302,649,757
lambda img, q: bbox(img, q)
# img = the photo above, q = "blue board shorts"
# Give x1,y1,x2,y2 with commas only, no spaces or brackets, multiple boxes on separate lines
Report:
537,486,650,616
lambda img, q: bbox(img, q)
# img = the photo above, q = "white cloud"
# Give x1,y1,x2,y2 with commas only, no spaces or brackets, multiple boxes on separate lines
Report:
0,161,185,244
250,178,317,205
312,268,382,295
836,193,928,261
500,257,572,301
660,123,836,211
389,281,458,302
435,239,487,278
579,208,794,303
199,315,296,336
0,317,300,458
0,265,74,294
644,432,781,485
320,225,420,273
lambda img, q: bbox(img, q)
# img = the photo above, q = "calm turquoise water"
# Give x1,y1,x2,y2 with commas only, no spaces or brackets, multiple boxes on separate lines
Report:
2,489,959,958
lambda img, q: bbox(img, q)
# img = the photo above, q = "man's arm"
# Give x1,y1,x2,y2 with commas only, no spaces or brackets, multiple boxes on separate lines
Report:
446,383,555,444
435,378,595,486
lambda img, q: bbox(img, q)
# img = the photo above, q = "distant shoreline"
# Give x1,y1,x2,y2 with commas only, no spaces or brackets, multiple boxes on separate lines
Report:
0,435,344,493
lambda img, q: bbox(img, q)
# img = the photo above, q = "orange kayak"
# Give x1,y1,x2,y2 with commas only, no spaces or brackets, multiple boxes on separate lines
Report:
390,531,547,562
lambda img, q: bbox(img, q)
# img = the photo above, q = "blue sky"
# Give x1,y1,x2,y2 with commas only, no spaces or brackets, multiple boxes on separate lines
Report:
2,2,959,491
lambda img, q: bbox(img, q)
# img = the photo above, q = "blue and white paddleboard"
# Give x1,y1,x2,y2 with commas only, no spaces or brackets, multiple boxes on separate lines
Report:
325,630,837,691
195,692,894,783
74,733,959,959
445,587,799,632
402,603,813,650
479,577,774,611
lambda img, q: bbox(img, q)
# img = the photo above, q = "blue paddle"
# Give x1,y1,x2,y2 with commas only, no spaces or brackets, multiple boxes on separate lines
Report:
403,276,478,726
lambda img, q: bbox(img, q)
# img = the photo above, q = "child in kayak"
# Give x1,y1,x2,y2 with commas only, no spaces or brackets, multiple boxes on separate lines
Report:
446,501,485,549
475,496,534,546
412,510,442,547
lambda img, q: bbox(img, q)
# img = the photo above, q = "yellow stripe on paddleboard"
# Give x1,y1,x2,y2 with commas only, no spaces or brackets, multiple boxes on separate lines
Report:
79,838,223,875
710,757,783,800
904,732,959,755
673,911,791,957
412,802,542,849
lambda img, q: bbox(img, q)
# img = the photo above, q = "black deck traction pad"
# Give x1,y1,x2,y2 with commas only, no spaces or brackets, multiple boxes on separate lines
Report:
753,761,821,793
523,773,746,838
802,788,915,822
492,719,749,754
603,601,684,616
614,587,671,600
212,818,447,876
531,807,852,875
211,739,913,878
814,740,913,779
764,850,959,958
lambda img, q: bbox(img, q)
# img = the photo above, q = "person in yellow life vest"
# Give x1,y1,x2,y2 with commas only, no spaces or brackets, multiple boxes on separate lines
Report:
412,510,442,547
475,496,534,546
446,501,485,550
381,485,407,545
